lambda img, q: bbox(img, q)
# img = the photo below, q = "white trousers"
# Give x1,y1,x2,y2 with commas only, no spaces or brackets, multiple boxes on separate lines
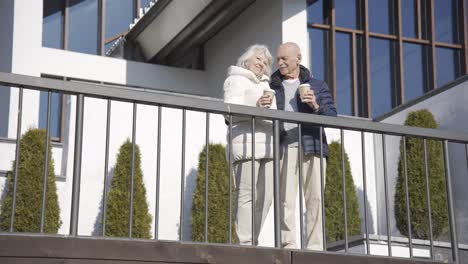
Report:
234,159,273,245
280,147,326,250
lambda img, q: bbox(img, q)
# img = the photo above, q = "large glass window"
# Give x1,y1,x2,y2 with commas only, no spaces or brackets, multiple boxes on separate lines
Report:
309,28,328,83
42,0,63,49
436,47,461,88
105,0,133,52
68,0,98,54
335,0,360,29
403,43,428,102
434,0,459,44
307,0,328,25
39,92,63,140
370,38,397,118
335,33,353,115
0,88,10,138
141,0,152,9
401,0,417,38
368,0,394,35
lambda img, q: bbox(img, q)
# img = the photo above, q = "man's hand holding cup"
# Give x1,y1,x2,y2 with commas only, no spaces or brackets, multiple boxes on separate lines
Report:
299,83,319,111
257,89,275,108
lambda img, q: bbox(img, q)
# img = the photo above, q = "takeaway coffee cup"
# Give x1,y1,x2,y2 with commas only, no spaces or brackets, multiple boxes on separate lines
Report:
262,89,275,108
298,83,311,101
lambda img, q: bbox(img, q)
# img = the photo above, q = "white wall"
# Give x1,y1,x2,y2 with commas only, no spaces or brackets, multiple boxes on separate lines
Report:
379,80,468,243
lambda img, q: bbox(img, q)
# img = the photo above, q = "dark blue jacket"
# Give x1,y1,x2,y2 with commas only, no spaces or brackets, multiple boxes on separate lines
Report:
270,65,337,157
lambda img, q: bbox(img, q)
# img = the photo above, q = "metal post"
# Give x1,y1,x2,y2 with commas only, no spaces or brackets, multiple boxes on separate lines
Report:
128,103,137,237
70,94,84,236
340,129,348,253
273,120,281,248
402,136,413,257
251,117,256,245
443,140,460,263
228,115,233,244
205,112,210,242
361,132,370,255
40,91,52,233
179,109,186,241
320,127,326,250
422,138,434,259
101,99,111,236
382,134,392,256
9,88,23,232
154,106,162,240
298,123,305,249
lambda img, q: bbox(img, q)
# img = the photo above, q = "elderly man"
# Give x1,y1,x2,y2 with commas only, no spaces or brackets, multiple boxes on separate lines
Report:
269,42,337,250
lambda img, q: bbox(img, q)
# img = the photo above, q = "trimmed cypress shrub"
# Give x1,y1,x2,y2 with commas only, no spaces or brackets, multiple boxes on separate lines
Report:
191,144,236,243
394,109,447,239
105,140,152,238
325,141,361,242
0,128,61,233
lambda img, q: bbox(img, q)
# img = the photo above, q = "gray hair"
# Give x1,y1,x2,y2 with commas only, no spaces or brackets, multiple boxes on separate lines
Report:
236,44,273,76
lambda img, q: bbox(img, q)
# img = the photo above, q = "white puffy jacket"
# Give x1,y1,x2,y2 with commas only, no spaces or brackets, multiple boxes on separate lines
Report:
223,66,276,161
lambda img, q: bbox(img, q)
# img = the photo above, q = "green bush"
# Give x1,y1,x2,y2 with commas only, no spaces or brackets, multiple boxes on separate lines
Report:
394,109,448,239
1,128,61,233
325,141,361,242
105,140,152,238
191,144,236,243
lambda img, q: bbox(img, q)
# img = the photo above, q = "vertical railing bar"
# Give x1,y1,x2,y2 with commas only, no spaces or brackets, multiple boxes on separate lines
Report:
273,120,281,248
154,106,162,240
361,131,370,255
179,109,186,241
402,136,414,258
340,129,349,253
128,103,137,238
204,112,210,243
228,114,233,244
70,94,84,236
423,138,434,259
9,87,23,232
443,140,460,264
382,134,392,256
251,117,256,245
298,123,305,250
40,91,52,233
101,99,111,236
320,127,326,251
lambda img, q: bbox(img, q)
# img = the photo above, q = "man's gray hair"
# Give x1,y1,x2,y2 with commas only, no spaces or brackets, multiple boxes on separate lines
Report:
236,44,273,76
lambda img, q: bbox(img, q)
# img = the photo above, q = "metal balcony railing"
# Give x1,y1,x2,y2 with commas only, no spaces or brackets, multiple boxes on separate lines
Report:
0,72,467,263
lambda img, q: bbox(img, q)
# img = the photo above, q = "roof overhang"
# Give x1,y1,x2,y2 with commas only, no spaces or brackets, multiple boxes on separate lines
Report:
125,0,256,64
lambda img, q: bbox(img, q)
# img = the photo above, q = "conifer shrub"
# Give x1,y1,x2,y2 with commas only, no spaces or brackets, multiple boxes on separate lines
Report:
191,144,236,243
325,141,361,242
105,140,152,238
394,109,447,239
1,128,61,233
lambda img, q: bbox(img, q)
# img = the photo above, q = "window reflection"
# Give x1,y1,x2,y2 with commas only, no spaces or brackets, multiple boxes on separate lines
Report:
401,0,417,38
403,43,428,102
370,38,397,118
436,47,461,88
39,92,62,140
368,0,394,35
141,0,152,9
43,0,63,49
434,0,459,44
309,28,328,84
335,0,361,29
335,33,353,116
307,0,328,25
68,0,98,54
105,0,133,40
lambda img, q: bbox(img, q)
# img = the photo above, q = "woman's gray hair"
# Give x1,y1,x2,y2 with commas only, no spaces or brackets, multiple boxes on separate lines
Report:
236,44,273,76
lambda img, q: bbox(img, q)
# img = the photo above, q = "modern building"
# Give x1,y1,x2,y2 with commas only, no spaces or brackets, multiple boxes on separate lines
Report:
0,0,467,263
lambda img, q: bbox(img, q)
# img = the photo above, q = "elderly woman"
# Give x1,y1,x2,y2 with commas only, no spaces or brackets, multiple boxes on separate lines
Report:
223,44,276,245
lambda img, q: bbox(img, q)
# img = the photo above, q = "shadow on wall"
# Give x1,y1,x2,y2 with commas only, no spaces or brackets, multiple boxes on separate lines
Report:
92,168,114,236
356,188,375,236
181,168,198,241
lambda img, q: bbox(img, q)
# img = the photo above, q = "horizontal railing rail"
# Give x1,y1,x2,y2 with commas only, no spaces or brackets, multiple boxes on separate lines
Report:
0,71,467,264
